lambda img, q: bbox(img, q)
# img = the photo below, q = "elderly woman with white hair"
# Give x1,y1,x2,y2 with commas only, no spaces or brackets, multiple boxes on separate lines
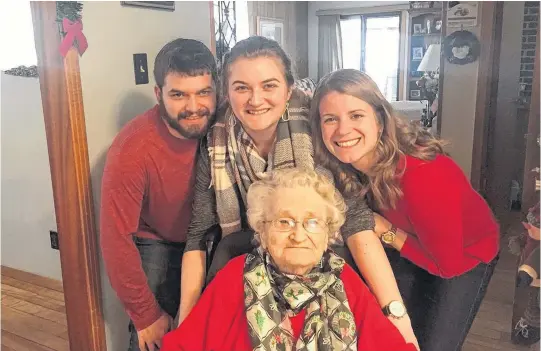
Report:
162,168,415,351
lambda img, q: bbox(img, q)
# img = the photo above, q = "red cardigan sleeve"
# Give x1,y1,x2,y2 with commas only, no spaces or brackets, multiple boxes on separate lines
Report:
161,256,246,351
100,149,161,330
399,158,468,278
342,266,416,350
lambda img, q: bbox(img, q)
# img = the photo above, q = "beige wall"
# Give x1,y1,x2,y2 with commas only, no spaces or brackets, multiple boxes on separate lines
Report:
439,2,481,178
248,1,309,78
0,73,61,281
78,2,212,349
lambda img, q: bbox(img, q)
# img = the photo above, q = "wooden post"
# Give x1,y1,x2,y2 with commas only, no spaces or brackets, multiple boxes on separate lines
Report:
30,2,106,350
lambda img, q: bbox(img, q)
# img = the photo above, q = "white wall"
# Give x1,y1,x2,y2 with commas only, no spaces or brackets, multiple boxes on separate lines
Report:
78,2,212,349
0,73,61,281
307,1,408,80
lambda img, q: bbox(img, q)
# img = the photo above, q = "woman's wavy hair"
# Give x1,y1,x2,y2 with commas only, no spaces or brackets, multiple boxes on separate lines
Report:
310,69,447,210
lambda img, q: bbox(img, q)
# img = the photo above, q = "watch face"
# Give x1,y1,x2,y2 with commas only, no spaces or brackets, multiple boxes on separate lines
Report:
389,301,406,317
382,232,394,244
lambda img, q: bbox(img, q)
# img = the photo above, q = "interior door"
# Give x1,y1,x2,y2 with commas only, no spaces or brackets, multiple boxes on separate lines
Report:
521,34,540,213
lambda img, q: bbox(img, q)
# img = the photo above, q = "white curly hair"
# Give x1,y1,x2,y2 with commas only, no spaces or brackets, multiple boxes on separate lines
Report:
246,167,347,246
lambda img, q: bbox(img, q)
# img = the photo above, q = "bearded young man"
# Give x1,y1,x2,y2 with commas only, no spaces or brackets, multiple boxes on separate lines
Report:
99,38,217,351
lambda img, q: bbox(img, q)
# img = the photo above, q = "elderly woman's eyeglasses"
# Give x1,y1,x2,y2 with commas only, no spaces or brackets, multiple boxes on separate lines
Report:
263,217,329,234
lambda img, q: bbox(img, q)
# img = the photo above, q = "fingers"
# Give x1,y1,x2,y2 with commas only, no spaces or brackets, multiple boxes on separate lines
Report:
138,336,147,351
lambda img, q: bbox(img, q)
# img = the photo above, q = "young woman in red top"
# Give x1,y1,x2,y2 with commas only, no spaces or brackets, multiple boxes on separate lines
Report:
310,69,500,351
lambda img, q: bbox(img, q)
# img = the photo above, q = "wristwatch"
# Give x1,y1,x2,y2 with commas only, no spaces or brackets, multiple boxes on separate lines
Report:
381,225,397,245
382,300,407,319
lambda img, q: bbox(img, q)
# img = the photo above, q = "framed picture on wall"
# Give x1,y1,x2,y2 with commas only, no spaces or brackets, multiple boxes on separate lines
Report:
256,16,284,46
410,89,421,99
121,1,175,11
412,47,424,60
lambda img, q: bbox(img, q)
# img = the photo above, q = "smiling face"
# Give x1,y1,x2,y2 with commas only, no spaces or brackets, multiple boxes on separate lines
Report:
227,56,292,137
155,72,216,139
319,91,381,173
261,186,330,275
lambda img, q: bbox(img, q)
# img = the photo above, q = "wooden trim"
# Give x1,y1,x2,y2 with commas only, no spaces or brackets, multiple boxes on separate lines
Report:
436,2,447,137
2,266,64,293
470,2,503,192
30,2,106,350
521,32,540,211
398,10,409,101
209,1,216,55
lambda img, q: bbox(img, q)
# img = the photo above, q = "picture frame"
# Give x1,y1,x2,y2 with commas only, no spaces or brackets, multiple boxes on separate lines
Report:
410,1,434,10
412,47,424,60
413,23,423,34
256,16,285,46
410,89,421,98
433,19,443,33
121,1,175,11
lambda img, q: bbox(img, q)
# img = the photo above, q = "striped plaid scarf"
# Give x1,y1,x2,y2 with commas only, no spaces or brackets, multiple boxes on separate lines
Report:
208,88,315,236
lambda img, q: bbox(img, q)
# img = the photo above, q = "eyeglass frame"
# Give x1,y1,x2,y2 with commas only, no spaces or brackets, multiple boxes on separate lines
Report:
261,217,334,234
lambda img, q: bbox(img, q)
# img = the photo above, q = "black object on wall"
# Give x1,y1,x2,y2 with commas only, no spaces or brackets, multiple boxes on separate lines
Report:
133,53,149,85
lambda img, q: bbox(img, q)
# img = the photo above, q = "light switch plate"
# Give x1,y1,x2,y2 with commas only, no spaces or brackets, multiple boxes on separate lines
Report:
133,53,149,85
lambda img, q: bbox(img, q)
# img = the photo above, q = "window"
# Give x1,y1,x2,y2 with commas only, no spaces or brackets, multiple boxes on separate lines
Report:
0,1,37,71
213,1,237,65
340,14,401,101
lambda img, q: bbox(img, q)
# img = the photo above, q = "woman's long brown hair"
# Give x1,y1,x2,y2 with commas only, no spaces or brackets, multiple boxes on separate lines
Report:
310,69,447,210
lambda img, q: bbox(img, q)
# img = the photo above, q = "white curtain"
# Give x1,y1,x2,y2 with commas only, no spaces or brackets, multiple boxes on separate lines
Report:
318,15,343,81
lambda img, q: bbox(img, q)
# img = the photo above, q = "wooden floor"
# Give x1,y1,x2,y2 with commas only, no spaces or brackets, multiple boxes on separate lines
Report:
462,210,533,351
0,211,536,351
1,266,69,351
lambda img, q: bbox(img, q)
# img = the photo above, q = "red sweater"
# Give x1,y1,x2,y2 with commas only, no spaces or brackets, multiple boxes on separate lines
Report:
100,105,198,330
162,255,416,351
383,155,500,278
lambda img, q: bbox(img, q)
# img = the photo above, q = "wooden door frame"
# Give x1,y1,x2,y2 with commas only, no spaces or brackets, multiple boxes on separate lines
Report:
30,2,218,350
470,1,504,194
30,2,106,350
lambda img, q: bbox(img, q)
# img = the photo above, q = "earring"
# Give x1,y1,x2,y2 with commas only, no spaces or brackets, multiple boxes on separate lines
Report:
281,102,290,122
228,110,237,128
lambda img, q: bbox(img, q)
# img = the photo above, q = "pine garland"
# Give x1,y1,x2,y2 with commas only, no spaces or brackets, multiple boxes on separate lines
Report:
56,1,83,22
3,65,39,78
56,2,83,36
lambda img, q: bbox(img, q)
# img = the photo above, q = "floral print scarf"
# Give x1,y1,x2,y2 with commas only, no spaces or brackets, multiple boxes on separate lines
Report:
243,248,357,351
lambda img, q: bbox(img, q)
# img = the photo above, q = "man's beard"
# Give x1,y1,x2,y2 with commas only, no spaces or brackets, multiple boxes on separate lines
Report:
159,100,212,139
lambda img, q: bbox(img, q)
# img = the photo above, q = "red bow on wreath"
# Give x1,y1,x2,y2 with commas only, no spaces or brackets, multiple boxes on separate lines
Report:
59,18,88,57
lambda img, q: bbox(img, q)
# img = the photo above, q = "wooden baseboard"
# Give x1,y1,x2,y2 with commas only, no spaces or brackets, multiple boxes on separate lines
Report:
1,266,63,293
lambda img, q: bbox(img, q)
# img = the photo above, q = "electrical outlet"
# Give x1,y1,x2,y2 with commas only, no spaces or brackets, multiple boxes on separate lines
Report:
50,231,59,250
